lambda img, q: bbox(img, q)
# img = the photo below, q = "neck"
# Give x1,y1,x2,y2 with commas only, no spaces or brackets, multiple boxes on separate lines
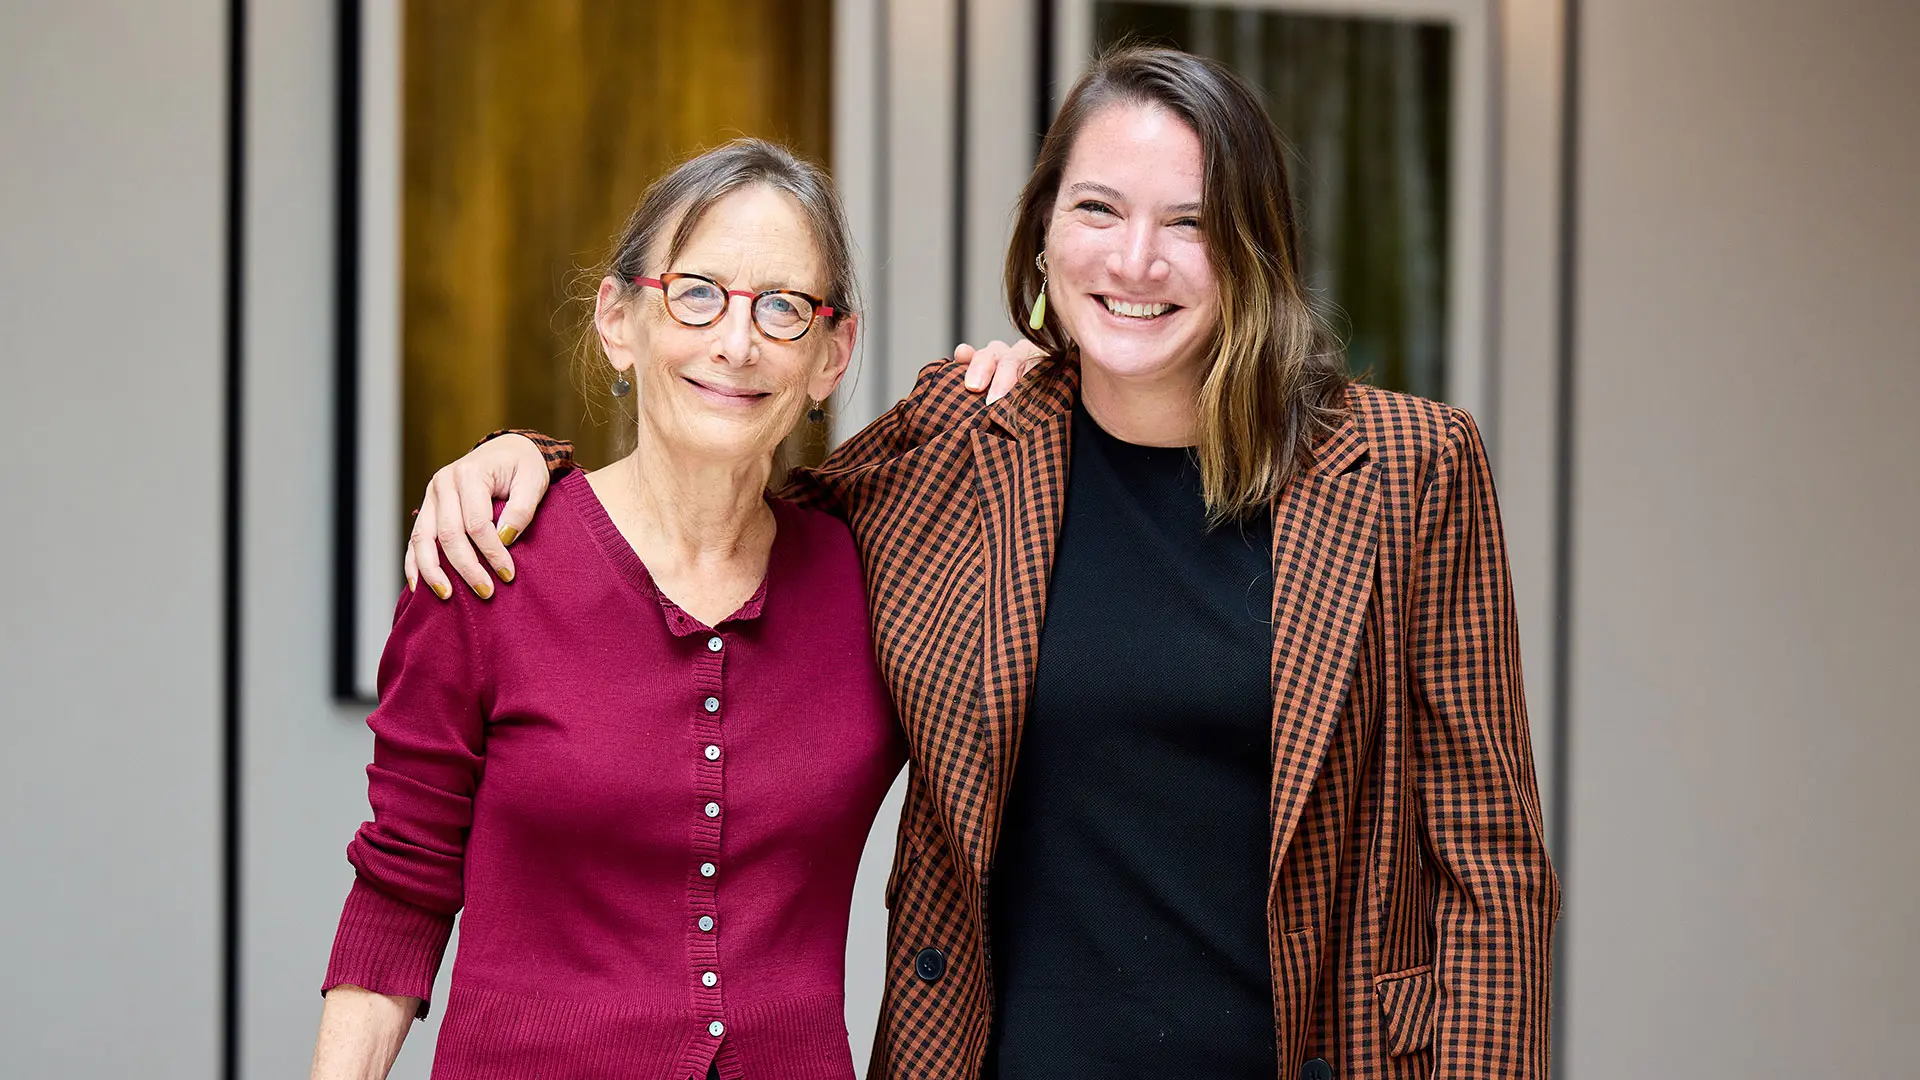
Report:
590,425,776,567
1078,357,1202,447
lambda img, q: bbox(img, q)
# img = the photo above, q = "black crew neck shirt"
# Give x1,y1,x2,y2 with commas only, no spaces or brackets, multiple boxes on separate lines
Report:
984,405,1278,1078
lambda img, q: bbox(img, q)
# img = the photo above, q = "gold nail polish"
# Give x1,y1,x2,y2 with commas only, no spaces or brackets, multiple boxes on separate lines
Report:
498,526,519,547
474,581,493,601
497,565,515,583
431,581,452,601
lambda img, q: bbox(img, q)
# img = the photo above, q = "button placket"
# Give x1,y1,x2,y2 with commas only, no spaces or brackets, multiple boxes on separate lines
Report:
686,627,730,1060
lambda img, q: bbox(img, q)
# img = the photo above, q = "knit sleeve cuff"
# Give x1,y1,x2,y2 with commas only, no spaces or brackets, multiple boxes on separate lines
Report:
322,877,456,1018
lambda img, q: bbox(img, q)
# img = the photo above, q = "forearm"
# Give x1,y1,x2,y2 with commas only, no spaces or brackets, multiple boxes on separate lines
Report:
1429,866,1557,1074
310,984,417,1080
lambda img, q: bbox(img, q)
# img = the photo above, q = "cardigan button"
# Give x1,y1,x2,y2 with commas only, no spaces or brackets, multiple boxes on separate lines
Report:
1301,1058,1333,1080
708,1019,725,1037
913,947,946,982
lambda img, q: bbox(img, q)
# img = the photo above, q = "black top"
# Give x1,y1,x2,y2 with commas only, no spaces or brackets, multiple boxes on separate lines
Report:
984,406,1278,1078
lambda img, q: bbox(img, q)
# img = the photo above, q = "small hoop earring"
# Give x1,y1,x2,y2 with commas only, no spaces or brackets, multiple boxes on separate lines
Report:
610,373,631,397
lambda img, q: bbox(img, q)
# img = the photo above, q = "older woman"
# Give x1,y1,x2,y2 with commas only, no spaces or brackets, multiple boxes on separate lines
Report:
414,47,1559,1080
310,140,909,1080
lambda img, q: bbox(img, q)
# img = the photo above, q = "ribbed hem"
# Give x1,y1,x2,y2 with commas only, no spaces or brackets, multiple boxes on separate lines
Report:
427,986,854,1080
322,877,456,1016
730,993,856,1080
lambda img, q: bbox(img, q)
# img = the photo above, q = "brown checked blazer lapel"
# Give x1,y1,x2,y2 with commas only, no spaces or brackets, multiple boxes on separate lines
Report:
1264,416,1380,1068
1267,417,1378,884
965,382,1074,875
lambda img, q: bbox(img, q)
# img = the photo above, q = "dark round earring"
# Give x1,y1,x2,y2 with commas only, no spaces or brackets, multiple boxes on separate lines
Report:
807,399,826,424
610,373,632,397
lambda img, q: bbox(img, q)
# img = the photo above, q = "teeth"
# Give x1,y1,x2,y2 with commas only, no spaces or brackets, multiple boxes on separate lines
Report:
1102,297,1173,319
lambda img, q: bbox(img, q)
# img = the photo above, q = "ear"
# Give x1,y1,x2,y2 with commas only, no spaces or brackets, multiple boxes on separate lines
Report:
594,276,638,371
807,312,857,402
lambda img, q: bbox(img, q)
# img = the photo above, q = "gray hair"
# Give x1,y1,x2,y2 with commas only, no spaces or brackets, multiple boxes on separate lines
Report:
602,137,858,323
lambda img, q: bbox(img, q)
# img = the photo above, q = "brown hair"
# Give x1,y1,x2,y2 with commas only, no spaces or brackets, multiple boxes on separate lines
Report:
578,137,859,455
1006,45,1349,522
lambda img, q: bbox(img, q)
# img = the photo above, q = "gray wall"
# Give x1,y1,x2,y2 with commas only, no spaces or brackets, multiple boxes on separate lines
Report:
235,2,445,1076
1562,1,1920,1076
0,1,227,1075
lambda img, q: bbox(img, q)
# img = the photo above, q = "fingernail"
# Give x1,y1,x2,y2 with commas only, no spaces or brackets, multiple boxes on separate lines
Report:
407,574,417,593
430,582,452,601
473,580,493,601
496,565,515,583
498,526,519,546
965,375,984,391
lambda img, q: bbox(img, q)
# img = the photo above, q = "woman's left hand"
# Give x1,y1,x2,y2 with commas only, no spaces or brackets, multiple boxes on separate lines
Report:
958,338,1047,402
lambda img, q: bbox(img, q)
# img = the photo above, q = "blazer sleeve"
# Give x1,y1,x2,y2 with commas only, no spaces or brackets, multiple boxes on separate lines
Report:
322,582,491,1017
1407,408,1562,1076
478,427,576,478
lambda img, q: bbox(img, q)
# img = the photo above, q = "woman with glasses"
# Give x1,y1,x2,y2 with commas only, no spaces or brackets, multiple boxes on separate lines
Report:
308,138,1007,1080
405,46,1557,1080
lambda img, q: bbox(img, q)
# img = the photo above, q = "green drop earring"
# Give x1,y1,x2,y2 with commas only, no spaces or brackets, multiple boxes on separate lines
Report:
1028,251,1049,331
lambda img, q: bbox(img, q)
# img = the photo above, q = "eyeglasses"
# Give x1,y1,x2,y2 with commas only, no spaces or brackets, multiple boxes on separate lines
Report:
633,272,838,342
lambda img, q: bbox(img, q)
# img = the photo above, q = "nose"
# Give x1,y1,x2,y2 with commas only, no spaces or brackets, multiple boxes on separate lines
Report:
1104,219,1173,284
710,294,755,367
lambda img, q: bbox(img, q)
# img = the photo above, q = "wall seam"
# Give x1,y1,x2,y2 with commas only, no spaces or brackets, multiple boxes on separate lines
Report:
221,0,249,1076
1548,0,1581,1075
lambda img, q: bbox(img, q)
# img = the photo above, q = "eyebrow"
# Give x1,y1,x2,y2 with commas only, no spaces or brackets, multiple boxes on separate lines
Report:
1064,181,1201,216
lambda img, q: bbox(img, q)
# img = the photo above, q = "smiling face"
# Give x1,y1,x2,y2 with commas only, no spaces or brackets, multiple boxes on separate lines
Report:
1044,102,1220,393
596,183,853,467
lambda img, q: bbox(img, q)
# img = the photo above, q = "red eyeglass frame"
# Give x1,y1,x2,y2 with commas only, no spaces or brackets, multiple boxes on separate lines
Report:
632,272,837,340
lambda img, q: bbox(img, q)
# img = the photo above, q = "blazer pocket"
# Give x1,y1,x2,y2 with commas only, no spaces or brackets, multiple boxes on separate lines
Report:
1372,964,1436,1057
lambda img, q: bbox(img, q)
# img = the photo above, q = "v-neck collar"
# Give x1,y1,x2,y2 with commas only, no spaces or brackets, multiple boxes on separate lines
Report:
559,470,775,636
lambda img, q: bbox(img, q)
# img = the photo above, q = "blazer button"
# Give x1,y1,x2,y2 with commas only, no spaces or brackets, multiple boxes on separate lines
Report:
1300,1058,1333,1080
913,947,947,982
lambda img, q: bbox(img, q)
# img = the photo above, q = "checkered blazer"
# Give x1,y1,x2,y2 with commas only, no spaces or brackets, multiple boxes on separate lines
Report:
523,352,1559,1078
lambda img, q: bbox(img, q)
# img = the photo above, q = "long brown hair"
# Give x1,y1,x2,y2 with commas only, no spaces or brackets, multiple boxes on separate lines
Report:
1006,45,1348,521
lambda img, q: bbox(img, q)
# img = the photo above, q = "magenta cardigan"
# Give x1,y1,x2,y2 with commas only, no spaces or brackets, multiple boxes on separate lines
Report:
324,471,905,1080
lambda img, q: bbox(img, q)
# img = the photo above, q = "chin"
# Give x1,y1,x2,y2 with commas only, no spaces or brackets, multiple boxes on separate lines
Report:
688,413,793,462
1072,331,1207,385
